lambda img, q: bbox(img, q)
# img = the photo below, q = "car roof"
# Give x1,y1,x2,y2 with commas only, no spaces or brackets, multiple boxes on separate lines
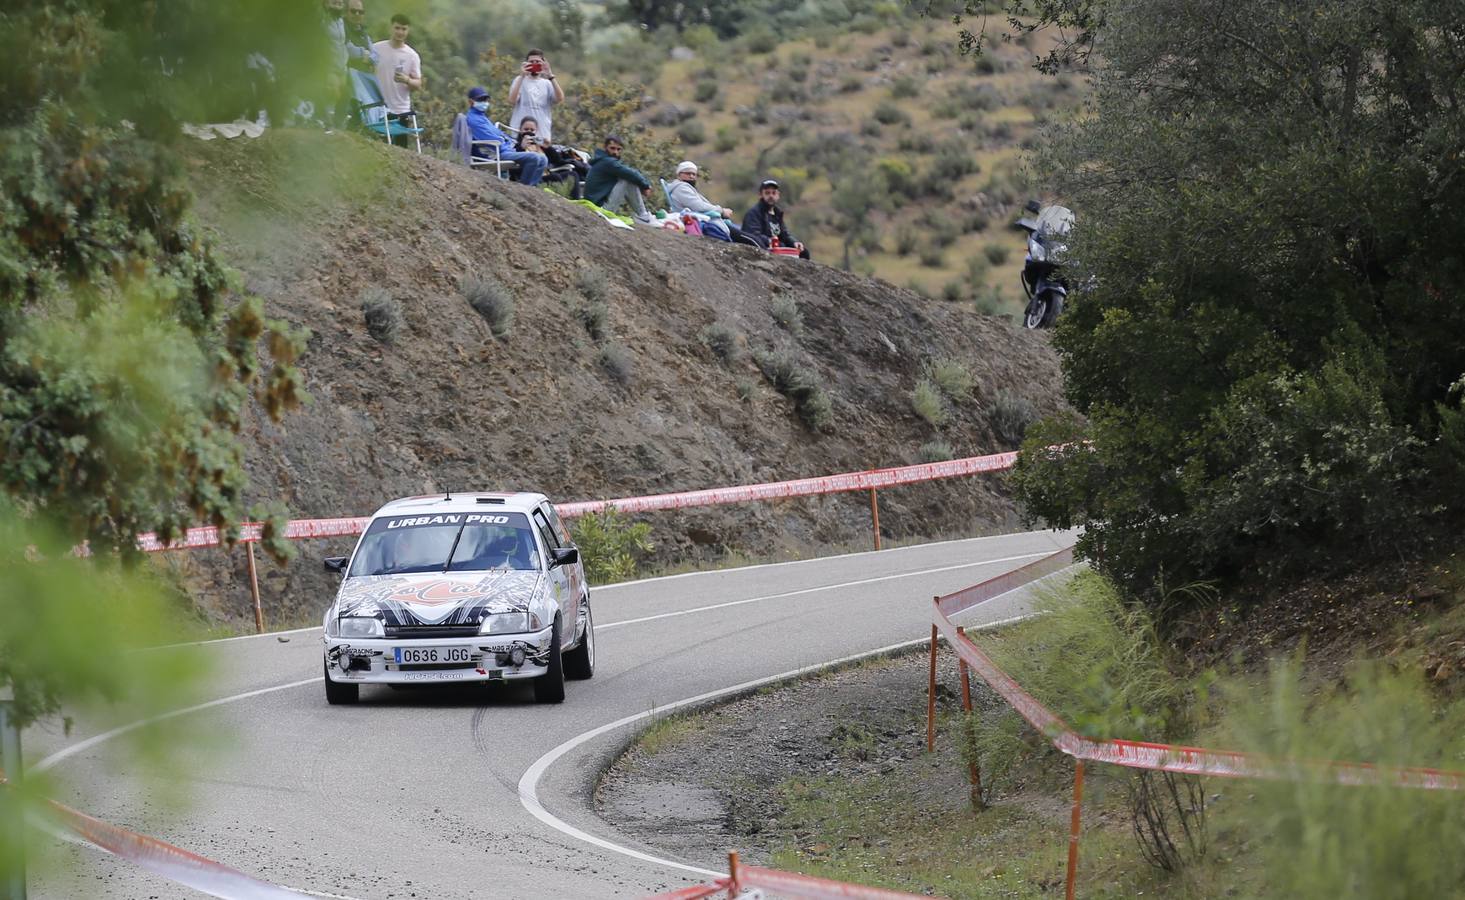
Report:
370,492,551,518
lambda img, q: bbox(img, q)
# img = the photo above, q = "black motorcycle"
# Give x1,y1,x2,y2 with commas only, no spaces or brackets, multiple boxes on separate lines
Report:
1018,203,1075,330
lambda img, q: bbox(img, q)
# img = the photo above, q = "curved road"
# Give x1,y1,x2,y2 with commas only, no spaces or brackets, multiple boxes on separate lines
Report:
29,529,1073,899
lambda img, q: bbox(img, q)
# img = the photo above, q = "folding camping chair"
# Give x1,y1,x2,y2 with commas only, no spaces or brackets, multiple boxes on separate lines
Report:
349,68,422,153
501,123,586,196
449,114,520,180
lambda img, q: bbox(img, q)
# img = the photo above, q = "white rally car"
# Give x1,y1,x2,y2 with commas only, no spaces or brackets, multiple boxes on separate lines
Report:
320,492,594,705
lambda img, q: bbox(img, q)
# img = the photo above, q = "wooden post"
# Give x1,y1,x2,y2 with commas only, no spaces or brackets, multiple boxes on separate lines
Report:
0,701,26,900
726,851,740,899
1065,760,1086,900
246,541,265,635
956,626,984,809
868,488,882,550
926,621,938,753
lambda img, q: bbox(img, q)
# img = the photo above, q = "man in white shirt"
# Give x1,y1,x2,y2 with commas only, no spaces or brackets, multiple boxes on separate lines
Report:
507,48,565,140
372,14,422,119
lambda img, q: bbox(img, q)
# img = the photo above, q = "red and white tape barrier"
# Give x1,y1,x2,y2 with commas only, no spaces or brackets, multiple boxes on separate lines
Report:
132,452,1018,553
646,863,935,900
42,795,308,899
934,549,1465,791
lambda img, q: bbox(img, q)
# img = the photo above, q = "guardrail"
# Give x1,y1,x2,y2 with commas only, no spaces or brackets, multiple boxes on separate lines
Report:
925,547,1465,899
646,851,936,900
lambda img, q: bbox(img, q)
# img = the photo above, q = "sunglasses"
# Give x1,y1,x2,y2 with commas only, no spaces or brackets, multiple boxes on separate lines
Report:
347,8,364,14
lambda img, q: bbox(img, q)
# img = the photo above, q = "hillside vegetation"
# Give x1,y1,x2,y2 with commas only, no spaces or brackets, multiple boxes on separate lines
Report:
174,130,1062,626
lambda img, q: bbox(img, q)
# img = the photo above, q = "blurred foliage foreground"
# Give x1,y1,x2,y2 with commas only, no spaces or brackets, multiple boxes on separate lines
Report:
1,0,337,884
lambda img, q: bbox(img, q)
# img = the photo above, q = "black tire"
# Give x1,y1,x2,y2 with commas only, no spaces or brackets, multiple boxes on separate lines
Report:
324,659,359,705
564,597,595,681
534,616,566,704
1039,291,1064,328
1023,295,1048,330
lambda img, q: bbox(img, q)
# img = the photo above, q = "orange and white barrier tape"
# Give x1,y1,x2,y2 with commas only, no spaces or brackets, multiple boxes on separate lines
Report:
40,794,308,899
933,548,1465,791
132,452,1018,553
646,861,936,900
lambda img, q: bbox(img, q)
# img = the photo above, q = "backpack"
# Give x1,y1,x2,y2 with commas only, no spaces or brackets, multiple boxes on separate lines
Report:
700,218,732,242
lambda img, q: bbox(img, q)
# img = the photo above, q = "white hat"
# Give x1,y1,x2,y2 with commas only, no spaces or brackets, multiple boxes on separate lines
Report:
676,160,698,175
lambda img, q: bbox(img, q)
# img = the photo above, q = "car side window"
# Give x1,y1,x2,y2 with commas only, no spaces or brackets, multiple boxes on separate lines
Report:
531,510,560,557
543,504,572,546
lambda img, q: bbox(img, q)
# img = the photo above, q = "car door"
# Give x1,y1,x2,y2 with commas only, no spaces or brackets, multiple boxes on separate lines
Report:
543,502,585,605
532,508,572,642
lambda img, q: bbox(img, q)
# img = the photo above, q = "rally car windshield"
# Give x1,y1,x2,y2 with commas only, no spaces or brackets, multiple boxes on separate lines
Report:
348,512,540,576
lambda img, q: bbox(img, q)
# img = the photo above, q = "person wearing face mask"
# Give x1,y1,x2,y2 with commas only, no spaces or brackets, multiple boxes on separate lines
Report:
461,87,547,186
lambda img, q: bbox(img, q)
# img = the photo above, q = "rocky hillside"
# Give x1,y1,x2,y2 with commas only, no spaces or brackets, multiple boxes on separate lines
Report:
174,129,1061,627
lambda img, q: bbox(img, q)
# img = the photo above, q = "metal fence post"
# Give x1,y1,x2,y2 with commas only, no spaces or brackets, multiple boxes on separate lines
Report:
246,541,265,635
726,851,740,899
0,701,26,900
868,489,882,550
926,621,938,753
956,626,985,809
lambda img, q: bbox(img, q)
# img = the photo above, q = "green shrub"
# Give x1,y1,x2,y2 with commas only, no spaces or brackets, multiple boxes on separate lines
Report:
918,439,954,462
860,118,883,137
693,80,718,104
839,74,863,93
462,275,514,338
568,509,653,585
771,294,804,335
598,342,634,386
890,76,921,99
931,145,980,180
911,378,948,426
677,120,706,145
698,321,743,364
576,265,609,304
873,102,909,126
1215,659,1465,899
576,301,609,342
713,126,739,153
983,243,1011,265
989,389,1038,446
788,64,810,84
745,28,778,54
754,347,834,430
736,377,758,402
893,227,918,257
360,288,404,344
918,246,945,268
974,285,1005,316
941,280,965,302
928,358,974,398
890,30,912,48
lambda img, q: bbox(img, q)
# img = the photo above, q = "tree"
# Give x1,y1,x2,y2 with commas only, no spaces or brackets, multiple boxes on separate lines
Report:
1007,0,1465,603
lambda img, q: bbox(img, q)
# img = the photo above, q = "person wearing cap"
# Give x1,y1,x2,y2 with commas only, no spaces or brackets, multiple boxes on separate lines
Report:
462,86,547,186
741,179,809,259
584,135,654,224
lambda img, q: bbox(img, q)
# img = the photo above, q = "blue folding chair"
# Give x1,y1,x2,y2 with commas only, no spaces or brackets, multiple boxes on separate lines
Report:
349,68,421,153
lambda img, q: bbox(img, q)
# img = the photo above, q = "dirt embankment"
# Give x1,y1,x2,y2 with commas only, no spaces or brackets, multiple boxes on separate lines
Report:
180,131,1062,627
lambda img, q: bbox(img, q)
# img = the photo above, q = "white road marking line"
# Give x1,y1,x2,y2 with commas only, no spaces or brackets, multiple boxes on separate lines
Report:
142,624,323,652
517,606,1040,881
35,678,319,772
597,550,1054,630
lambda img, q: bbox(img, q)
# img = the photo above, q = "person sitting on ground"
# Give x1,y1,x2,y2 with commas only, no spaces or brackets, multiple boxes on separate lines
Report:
344,0,378,72
666,161,744,238
517,117,588,198
584,135,654,223
463,87,547,185
372,13,422,139
741,179,809,259
508,48,565,140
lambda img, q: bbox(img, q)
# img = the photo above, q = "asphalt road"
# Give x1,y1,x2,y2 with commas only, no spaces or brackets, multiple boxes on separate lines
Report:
27,529,1074,899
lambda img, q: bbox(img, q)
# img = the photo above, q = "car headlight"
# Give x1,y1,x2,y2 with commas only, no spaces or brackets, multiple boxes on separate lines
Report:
338,616,384,638
479,611,542,635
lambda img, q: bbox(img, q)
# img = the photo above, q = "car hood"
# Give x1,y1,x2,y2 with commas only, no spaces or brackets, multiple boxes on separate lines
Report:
334,571,543,627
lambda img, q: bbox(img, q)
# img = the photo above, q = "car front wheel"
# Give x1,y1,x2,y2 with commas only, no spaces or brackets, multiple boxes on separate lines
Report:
533,616,566,704
324,659,359,705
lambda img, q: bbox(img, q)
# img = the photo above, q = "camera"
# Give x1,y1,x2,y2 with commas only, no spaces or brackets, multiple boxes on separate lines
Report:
527,61,544,74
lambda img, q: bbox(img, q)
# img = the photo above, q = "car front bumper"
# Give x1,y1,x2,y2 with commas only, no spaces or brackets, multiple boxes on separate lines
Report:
322,626,554,685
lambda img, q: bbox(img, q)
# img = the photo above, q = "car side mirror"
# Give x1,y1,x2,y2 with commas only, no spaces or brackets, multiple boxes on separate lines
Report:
324,556,349,574
550,546,579,568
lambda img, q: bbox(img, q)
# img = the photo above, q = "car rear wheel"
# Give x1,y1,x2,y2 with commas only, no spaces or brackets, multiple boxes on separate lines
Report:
564,597,595,680
534,616,566,704
324,659,359,705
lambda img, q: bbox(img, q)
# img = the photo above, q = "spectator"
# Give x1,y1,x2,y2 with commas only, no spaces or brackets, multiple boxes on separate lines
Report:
323,0,347,71
507,48,565,140
344,0,378,72
518,117,588,197
372,13,422,136
584,135,654,224
463,87,547,186
320,0,348,125
742,179,810,259
666,161,745,238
